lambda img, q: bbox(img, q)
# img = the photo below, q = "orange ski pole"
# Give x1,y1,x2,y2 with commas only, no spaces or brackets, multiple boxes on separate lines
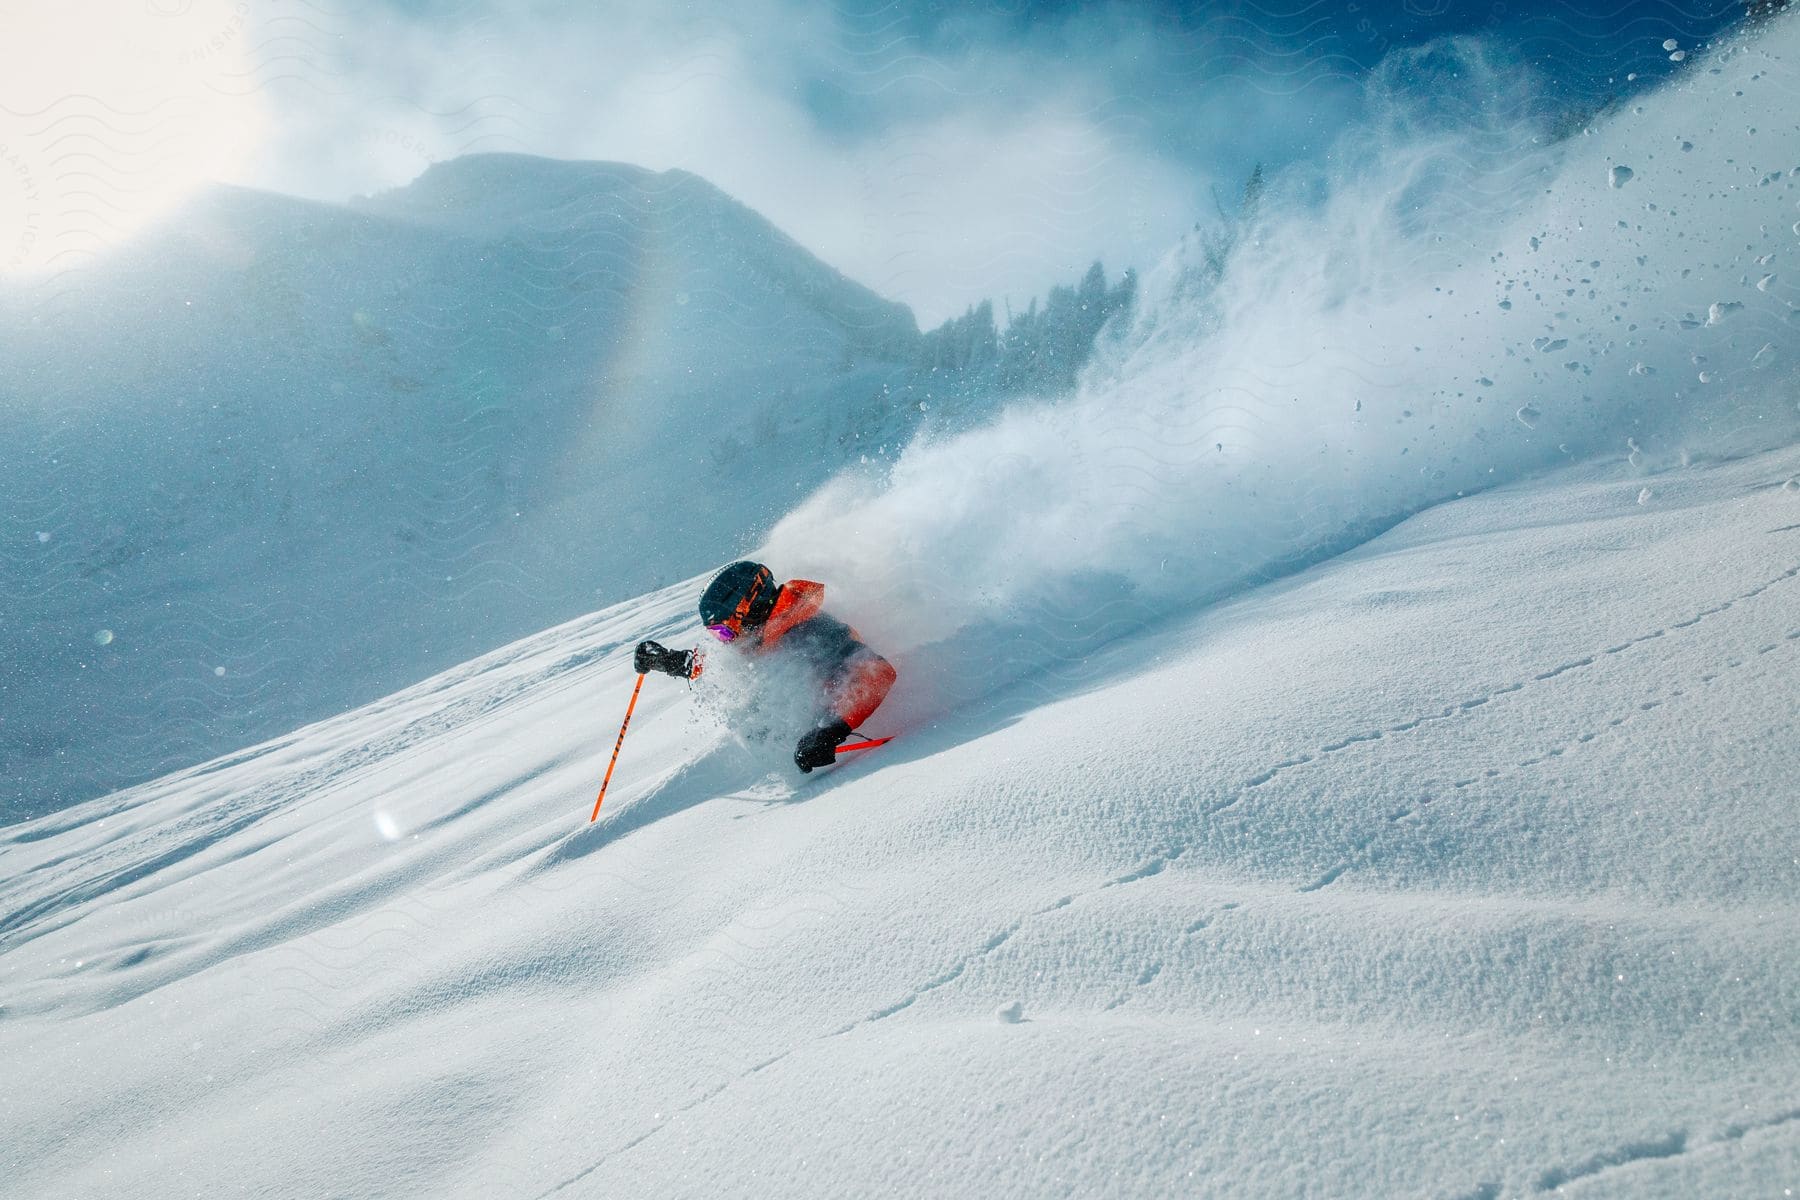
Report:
590,673,646,821
838,736,892,754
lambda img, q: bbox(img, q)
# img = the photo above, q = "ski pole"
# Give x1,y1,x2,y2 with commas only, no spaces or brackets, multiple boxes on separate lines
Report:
590,673,645,822
838,736,892,754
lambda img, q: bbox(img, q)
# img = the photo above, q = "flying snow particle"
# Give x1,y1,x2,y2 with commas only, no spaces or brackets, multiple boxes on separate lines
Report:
1516,405,1541,428
93,629,114,646
1753,343,1776,365
1783,477,1800,493
213,666,227,677
1706,301,1743,325
1630,362,1656,376
1757,274,1776,291
1638,488,1653,505
1609,165,1635,189
1663,38,1679,51
1698,371,1715,383
374,811,402,841
1670,50,1687,62
35,531,51,543
995,1000,1025,1024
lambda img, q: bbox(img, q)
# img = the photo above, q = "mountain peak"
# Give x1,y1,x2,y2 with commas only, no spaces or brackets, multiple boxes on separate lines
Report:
352,152,915,339
356,153,672,232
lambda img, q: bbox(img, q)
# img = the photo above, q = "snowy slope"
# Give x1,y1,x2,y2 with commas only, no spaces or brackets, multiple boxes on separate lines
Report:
2,443,1797,1198
7,14,1800,1199
0,156,920,820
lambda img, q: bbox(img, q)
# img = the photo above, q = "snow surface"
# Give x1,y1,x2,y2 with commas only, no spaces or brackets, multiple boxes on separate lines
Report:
3,441,1797,1198
6,14,1800,1200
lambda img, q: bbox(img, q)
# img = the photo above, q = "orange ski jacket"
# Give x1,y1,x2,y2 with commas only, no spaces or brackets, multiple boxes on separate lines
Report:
701,579,896,729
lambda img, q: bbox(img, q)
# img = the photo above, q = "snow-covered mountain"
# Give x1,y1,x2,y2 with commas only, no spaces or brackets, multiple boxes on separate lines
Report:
4,14,1800,1200
0,156,921,820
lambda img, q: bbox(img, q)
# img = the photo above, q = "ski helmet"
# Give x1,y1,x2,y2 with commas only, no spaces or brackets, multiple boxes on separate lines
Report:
699,561,777,640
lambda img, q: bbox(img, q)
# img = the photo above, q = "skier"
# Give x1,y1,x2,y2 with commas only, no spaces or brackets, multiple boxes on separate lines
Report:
633,561,897,773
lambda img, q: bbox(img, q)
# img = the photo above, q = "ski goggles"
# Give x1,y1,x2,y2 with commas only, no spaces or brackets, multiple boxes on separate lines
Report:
706,571,770,643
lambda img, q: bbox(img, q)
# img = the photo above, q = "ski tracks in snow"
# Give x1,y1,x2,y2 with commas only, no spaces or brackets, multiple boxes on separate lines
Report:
1290,559,1800,895
1235,559,1800,817
1521,1104,1800,1194
539,554,1800,1197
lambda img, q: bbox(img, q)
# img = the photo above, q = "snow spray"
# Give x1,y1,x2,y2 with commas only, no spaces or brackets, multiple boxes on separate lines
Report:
764,24,1800,699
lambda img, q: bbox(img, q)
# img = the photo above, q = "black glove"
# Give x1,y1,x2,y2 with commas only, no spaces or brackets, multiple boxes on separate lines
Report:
795,719,852,774
634,640,693,678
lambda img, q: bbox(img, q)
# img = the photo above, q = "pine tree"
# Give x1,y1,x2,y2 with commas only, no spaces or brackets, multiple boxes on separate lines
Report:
1241,163,1265,217
913,260,1139,399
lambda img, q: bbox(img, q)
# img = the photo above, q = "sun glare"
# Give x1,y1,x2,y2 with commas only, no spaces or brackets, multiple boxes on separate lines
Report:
0,0,268,276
